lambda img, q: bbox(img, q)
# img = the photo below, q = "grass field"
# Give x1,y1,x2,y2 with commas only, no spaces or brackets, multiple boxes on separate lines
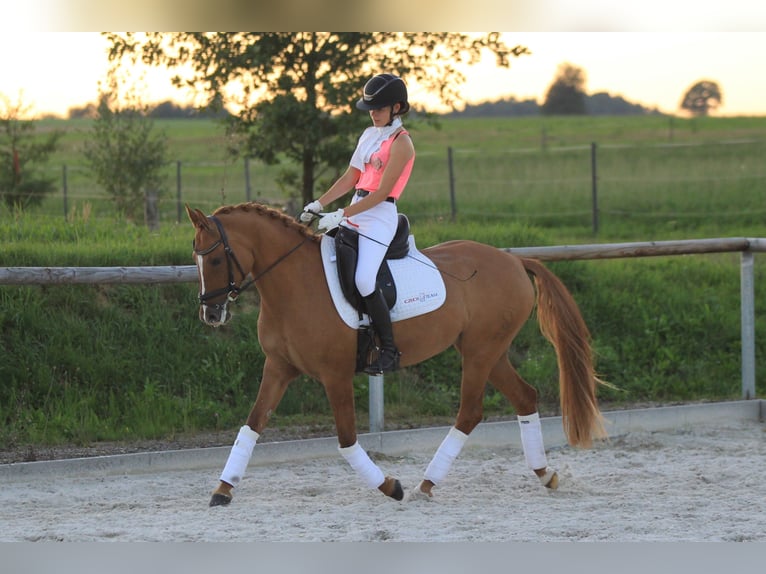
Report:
28,114,766,241
1,114,765,447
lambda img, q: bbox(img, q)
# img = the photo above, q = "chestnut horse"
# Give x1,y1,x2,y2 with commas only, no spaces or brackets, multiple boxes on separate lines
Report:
186,202,607,506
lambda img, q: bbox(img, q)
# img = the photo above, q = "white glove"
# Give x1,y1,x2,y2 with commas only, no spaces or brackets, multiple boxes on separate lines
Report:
299,200,323,223
316,208,346,231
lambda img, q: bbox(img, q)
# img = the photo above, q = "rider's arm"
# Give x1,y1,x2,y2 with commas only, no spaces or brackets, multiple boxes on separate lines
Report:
316,166,361,208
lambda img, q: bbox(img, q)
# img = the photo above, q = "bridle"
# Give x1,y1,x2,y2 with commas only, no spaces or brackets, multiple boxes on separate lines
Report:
193,215,309,309
193,216,249,308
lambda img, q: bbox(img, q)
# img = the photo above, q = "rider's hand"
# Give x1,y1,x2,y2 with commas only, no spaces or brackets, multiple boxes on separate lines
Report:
299,200,323,223
316,208,346,231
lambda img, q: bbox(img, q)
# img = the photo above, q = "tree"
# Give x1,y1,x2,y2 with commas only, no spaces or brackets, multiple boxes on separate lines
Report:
586,92,661,116
0,95,62,210
680,80,723,116
83,93,168,224
68,102,99,119
541,63,587,116
105,32,528,206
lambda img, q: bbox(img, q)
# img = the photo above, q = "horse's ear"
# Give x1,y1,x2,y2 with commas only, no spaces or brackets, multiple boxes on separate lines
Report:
185,204,210,230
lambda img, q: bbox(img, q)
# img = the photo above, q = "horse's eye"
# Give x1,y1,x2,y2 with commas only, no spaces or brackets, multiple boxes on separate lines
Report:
210,257,223,266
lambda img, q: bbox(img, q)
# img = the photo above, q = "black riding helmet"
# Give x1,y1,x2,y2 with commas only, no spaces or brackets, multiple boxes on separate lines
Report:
355,74,410,116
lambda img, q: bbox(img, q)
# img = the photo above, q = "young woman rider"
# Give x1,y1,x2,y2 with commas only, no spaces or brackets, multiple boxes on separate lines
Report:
300,73,415,374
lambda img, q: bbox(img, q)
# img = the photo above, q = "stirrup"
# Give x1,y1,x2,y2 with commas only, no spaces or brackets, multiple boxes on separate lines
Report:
364,348,400,375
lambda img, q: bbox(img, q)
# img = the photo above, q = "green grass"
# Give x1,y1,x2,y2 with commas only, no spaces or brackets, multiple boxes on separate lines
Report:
2,114,765,448
28,115,766,239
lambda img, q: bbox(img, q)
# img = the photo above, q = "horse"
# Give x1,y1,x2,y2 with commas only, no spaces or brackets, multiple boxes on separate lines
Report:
185,202,608,506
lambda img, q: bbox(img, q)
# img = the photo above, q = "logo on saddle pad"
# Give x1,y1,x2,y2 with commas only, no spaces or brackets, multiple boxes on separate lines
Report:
403,292,440,304
320,234,446,329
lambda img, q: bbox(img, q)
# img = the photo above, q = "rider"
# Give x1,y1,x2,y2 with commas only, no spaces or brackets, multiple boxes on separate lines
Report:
300,73,415,374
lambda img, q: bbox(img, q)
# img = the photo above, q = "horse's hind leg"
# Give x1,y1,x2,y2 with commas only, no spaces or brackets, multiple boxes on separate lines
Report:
488,355,558,489
411,359,489,499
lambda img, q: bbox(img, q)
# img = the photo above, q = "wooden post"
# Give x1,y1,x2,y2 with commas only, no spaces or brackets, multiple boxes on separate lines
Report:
591,142,599,235
447,146,456,222
62,164,68,219
244,157,252,202
176,161,182,224
145,190,160,232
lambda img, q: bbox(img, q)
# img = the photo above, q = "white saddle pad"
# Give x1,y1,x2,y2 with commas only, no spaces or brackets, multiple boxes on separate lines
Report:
320,234,446,329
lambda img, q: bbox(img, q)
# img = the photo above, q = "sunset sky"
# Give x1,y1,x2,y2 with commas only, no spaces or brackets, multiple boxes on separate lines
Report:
1,32,764,118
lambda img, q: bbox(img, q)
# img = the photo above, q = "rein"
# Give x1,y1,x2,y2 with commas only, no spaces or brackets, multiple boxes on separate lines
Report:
195,215,308,305
330,221,477,283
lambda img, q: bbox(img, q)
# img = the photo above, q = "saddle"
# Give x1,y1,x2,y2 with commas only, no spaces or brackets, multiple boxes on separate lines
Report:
326,213,411,316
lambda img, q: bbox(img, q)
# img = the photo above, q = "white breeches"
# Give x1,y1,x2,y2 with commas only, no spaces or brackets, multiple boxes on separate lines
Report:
343,196,398,297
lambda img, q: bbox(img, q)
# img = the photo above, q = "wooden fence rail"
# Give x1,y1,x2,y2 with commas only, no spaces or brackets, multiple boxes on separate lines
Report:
2,237,763,432
0,266,197,285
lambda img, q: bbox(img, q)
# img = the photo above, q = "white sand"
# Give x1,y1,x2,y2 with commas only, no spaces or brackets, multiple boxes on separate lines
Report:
1,420,764,542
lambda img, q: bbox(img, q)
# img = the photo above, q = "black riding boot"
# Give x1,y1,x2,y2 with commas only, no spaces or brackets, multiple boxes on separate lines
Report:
362,289,400,374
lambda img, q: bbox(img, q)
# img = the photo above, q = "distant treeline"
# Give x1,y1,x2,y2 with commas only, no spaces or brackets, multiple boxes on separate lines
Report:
67,100,232,120
445,92,664,118
68,92,663,121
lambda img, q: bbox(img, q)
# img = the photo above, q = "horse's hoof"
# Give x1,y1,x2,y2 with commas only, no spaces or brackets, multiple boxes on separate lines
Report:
390,479,404,501
539,469,559,490
405,481,434,502
379,476,404,501
209,493,232,507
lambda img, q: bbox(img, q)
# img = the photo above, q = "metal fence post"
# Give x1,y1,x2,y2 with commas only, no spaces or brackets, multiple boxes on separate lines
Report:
369,374,384,433
740,250,756,399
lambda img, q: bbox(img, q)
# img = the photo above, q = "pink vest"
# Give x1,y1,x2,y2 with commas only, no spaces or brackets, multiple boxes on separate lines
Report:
355,130,414,200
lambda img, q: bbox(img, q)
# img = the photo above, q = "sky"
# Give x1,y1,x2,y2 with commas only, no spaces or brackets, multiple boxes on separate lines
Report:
1,32,765,118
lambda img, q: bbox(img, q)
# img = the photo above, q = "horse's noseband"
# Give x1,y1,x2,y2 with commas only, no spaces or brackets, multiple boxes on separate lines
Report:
193,216,248,307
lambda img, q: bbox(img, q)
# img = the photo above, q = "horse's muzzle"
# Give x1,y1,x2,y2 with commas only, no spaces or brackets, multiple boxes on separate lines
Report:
199,304,230,326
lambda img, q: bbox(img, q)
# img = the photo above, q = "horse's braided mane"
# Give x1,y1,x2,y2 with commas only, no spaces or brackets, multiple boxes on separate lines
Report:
212,202,321,244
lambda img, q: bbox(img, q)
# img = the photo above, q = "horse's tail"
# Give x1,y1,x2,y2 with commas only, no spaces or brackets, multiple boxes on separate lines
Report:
521,257,608,448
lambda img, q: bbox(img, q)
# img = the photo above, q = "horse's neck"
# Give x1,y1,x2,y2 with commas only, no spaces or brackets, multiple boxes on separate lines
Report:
234,215,321,298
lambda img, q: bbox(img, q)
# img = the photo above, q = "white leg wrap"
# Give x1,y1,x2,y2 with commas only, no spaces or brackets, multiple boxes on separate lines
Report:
339,441,385,489
424,426,468,485
219,425,260,487
518,412,548,470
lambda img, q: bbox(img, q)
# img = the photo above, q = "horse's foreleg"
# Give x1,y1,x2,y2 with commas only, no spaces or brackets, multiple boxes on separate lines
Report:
325,377,403,501
209,358,298,507
338,442,403,500
414,426,469,498
488,356,559,489
210,425,260,506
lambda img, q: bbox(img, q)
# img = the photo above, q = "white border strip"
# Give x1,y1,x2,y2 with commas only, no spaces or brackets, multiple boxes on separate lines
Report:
0,400,762,480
